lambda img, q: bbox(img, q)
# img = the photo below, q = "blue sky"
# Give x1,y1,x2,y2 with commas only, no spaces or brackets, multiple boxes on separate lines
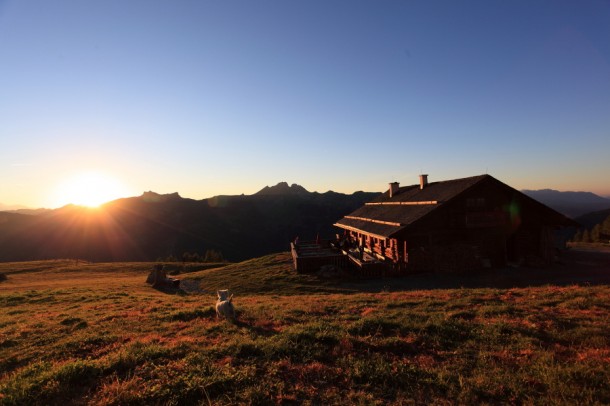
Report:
1,1,609,208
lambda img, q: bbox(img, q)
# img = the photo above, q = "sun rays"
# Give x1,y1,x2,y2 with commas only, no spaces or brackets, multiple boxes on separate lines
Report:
51,172,133,208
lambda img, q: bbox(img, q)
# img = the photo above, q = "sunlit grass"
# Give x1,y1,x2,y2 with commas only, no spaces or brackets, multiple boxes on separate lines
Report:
0,256,609,404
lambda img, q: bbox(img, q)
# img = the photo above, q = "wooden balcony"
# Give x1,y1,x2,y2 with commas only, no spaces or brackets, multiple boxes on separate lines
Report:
291,240,392,276
343,248,390,277
290,240,348,273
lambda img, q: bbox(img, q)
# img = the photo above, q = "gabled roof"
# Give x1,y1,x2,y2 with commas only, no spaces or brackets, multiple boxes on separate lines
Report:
334,174,576,238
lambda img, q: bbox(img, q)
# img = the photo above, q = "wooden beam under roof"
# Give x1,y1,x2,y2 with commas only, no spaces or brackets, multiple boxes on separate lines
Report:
365,201,438,206
344,216,402,227
332,223,391,241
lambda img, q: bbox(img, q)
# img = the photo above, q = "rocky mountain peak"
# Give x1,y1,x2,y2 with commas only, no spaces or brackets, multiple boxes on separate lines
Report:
255,182,310,196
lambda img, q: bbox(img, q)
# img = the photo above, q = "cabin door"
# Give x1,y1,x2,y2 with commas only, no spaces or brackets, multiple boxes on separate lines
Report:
506,233,518,263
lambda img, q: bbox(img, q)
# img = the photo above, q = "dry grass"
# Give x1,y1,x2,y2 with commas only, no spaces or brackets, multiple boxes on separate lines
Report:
1,255,609,405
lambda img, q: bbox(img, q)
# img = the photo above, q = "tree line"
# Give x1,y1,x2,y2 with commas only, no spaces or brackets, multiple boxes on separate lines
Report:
157,249,225,263
571,214,610,243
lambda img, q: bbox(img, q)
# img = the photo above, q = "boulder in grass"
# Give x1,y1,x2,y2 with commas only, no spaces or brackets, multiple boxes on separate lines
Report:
146,265,180,288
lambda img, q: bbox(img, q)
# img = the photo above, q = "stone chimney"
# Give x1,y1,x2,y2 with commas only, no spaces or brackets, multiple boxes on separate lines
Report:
419,174,428,190
389,182,400,198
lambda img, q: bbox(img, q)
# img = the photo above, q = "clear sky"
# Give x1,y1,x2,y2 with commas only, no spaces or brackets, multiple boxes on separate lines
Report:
1,1,609,208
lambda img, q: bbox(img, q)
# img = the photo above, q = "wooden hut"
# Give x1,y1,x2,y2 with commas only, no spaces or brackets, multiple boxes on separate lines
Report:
334,174,578,274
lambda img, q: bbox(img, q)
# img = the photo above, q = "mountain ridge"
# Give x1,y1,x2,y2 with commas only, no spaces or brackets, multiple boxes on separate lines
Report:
3,183,609,263
521,189,610,218
255,182,310,196
0,183,380,263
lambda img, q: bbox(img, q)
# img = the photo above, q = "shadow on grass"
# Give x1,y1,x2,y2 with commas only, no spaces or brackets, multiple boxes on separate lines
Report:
151,284,188,295
339,250,610,293
234,320,275,336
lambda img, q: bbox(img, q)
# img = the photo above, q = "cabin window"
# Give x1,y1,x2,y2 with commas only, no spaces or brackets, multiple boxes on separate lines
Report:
467,198,486,209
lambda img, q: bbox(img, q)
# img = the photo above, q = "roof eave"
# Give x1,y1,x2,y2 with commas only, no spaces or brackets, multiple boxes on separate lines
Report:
333,222,398,240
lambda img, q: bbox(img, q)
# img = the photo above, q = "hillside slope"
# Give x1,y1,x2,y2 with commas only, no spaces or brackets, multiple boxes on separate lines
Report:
0,256,608,404
575,208,610,230
183,249,610,294
182,252,356,295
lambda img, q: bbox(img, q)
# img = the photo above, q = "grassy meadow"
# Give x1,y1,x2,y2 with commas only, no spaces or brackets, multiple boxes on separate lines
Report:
0,253,609,405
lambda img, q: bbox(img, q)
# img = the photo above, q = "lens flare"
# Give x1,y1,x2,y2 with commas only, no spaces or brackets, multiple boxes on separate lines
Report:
51,172,133,208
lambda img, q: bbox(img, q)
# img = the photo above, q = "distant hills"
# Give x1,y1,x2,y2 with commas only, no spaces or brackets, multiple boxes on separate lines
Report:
2,208,51,216
0,202,51,216
521,189,610,218
0,183,379,262
0,203,26,211
2,184,609,263
574,208,610,231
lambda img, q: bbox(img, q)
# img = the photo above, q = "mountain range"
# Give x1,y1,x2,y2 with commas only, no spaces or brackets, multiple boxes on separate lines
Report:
521,189,610,218
0,183,378,262
2,184,609,263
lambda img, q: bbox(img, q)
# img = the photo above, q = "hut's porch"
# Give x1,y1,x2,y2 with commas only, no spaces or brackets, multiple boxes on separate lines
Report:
290,240,348,273
291,239,391,276
343,247,391,277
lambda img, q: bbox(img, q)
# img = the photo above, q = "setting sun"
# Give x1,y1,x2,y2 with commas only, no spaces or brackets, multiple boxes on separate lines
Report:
51,172,133,208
